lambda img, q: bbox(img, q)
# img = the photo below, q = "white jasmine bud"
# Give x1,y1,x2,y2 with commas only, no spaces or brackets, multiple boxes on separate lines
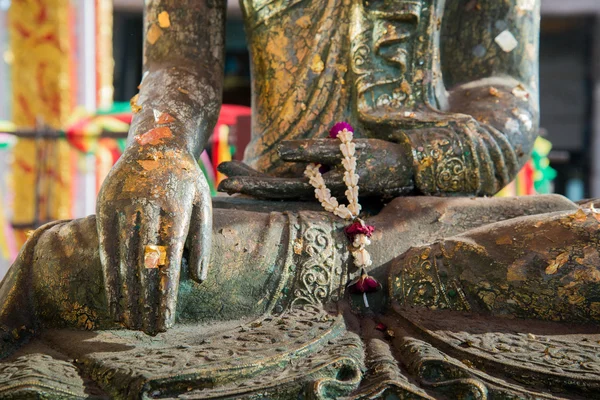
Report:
353,234,371,248
342,157,357,172
352,248,372,267
340,142,356,158
334,205,353,220
343,171,359,187
315,187,331,201
323,196,339,209
345,186,359,201
348,202,361,217
337,129,354,143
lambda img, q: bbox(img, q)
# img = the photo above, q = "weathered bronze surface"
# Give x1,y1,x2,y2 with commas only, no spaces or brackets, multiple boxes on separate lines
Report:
3,0,599,398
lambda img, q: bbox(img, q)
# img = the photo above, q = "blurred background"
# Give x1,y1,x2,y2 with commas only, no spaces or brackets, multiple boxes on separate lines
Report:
0,0,598,274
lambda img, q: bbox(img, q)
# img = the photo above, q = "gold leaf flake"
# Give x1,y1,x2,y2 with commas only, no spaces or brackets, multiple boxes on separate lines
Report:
158,11,171,28
130,93,142,113
135,127,174,146
144,245,166,268
310,54,324,74
545,252,570,275
157,113,175,124
147,23,163,45
401,80,412,94
137,160,160,171
152,109,176,124
495,235,512,245
293,238,303,255
571,208,587,222
512,84,529,101
413,69,424,82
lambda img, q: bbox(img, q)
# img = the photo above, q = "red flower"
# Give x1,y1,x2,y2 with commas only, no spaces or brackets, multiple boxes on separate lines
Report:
329,122,354,139
375,323,387,331
344,220,375,241
347,268,381,294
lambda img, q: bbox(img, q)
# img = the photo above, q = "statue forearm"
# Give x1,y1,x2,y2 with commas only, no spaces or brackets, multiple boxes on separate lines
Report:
449,77,538,193
399,0,541,196
403,83,536,196
129,0,227,158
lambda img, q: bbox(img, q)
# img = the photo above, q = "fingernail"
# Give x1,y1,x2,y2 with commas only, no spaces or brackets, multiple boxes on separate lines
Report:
200,261,209,281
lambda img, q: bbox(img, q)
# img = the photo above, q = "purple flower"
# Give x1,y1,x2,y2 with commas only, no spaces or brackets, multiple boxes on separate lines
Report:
329,122,354,139
344,220,375,241
318,165,330,174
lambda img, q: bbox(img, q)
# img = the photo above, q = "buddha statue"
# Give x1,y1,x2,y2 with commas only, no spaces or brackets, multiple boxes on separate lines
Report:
1,0,599,398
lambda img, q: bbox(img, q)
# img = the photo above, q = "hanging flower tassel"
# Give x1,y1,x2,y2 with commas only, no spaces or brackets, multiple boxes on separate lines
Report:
347,268,382,307
305,122,381,308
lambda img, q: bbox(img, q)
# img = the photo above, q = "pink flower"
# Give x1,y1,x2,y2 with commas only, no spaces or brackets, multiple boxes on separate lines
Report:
329,122,354,139
344,220,375,241
347,268,381,294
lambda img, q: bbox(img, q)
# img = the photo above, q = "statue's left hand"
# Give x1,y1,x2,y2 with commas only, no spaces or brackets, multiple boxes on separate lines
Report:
218,138,414,199
97,146,211,335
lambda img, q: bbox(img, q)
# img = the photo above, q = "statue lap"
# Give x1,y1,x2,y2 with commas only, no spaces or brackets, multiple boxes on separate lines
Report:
2,195,600,398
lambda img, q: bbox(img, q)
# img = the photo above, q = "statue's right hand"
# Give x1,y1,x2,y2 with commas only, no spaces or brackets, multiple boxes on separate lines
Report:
97,145,211,335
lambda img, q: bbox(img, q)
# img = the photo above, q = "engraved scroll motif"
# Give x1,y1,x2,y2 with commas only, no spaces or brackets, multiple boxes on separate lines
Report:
391,245,470,311
288,212,346,310
410,127,479,194
81,306,363,398
182,331,363,399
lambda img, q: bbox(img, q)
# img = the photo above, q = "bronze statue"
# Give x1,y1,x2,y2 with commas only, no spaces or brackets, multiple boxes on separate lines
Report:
2,0,599,398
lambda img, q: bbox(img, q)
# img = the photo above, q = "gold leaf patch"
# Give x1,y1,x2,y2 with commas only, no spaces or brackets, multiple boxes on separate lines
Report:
147,23,163,45
545,251,570,275
158,11,171,28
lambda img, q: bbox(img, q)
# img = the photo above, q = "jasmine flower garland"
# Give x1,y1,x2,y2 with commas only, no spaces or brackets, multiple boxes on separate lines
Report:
304,122,380,306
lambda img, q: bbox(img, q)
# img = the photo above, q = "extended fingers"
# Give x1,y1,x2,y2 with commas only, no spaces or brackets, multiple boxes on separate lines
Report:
136,206,162,333
278,140,367,164
217,161,267,178
118,205,157,330
187,176,212,282
218,175,314,199
154,210,190,333
97,208,122,321
218,171,347,200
